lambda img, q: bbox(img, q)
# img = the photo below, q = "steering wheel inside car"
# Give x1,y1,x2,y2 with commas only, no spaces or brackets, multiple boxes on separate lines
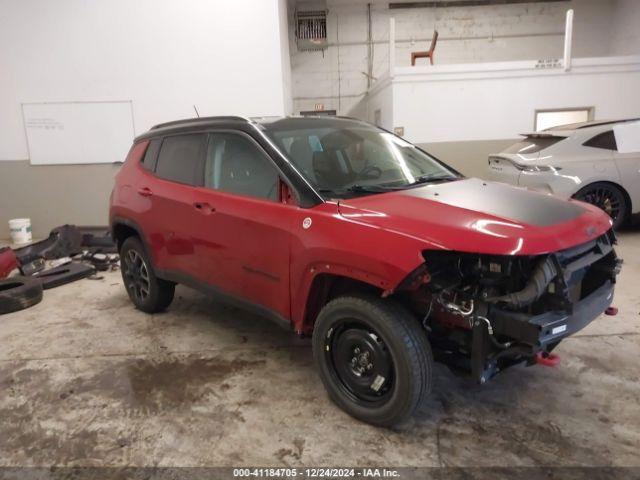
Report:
359,165,383,179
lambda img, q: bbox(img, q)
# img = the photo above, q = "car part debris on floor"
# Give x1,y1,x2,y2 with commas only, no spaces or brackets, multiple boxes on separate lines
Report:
34,262,97,290
0,225,118,314
0,247,19,279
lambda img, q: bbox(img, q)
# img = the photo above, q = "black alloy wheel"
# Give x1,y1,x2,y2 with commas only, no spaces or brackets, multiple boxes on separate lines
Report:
119,236,175,313
122,249,150,303
574,182,627,229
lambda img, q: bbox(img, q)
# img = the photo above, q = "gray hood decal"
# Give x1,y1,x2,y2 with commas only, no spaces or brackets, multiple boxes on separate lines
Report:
402,178,585,227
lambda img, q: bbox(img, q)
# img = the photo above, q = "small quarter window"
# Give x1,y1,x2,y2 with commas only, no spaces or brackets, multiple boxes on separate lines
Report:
583,131,618,151
155,134,205,185
141,139,161,171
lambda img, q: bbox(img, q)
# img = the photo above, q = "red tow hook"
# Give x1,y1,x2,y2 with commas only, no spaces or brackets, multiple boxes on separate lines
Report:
605,306,618,316
535,352,561,367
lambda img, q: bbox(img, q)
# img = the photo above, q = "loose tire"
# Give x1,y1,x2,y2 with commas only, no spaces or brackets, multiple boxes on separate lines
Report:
0,276,43,315
312,294,432,427
573,182,628,230
120,236,174,313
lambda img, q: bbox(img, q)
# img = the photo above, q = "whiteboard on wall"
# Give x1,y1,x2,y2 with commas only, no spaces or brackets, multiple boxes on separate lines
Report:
22,101,135,165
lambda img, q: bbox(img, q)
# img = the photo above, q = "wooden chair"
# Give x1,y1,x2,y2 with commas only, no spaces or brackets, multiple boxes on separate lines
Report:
411,30,439,66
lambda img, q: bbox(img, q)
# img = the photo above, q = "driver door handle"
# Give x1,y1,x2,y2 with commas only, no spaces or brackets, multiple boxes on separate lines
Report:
137,187,153,197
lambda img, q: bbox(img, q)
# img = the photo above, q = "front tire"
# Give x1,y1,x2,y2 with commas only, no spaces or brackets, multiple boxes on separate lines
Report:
573,182,628,229
312,294,432,427
120,236,175,313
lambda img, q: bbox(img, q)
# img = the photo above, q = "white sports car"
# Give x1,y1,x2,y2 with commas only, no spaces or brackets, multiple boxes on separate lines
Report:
487,118,640,229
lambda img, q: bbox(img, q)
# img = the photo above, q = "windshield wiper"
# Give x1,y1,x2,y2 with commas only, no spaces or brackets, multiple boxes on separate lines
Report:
408,173,458,185
345,184,391,193
316,184,393,197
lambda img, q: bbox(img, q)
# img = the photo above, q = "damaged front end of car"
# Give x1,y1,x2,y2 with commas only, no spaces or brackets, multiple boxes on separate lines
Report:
398,230,622,383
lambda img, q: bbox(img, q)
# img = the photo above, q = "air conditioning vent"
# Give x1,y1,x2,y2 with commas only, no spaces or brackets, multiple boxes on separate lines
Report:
295,9,328,51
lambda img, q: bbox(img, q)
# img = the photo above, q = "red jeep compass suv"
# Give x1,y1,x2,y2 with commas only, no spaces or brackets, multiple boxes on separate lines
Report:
110,116,621,426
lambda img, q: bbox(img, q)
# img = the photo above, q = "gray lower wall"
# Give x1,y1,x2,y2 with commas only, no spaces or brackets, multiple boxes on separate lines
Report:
0,138,516,239
419,138,517,179
0,161,120,238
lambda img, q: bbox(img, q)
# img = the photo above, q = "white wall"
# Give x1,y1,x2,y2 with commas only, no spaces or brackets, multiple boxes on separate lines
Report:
392,57,640,144
609,0,640,56
348,74,394,129
0,0,293,237
349,56,640,178
279,0,294,115
0,0,291,161
291,0,618,115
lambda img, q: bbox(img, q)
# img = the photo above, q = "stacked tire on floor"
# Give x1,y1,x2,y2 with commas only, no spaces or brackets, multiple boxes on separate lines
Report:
0,276,43,315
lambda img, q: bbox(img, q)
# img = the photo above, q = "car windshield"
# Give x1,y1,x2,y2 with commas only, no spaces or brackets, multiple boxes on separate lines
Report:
261,119,460,198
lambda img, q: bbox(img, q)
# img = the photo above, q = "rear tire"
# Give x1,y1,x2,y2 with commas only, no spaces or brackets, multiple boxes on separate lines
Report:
312,294,432,427
573,182,628,230
120,236,174,313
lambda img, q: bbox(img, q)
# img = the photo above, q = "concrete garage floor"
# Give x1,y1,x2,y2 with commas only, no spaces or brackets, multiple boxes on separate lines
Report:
1,232,639,468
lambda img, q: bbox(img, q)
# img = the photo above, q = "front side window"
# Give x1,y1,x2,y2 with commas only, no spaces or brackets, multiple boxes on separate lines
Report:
155,134,205,185
204,133,279,201
583,131,618,151
263,122,459,198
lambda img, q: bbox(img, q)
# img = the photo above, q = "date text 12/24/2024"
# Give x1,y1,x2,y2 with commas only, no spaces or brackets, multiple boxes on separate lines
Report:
233,468,400,478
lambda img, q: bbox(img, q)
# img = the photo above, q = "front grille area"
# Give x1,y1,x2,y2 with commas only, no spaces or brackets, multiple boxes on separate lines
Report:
556,231,619,300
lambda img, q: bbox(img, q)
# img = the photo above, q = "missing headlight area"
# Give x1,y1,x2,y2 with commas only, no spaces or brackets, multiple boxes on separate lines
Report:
397,230,622,384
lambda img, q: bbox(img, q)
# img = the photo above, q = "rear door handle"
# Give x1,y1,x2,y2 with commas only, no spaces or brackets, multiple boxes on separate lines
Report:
137,187,153,197
193,202,215,214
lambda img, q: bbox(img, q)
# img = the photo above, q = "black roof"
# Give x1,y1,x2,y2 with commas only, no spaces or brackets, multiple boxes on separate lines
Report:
150,116,249,130
257,116,369,131
137,115,371,142
137,116,250,141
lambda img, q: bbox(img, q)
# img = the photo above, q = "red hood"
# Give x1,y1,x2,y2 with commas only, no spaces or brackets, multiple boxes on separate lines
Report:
337,178,612,255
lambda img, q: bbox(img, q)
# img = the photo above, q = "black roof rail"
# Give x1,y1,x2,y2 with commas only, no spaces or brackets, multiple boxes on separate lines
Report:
151,116,250,130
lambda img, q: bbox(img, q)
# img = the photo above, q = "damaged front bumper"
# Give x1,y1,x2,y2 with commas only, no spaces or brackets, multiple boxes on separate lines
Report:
490,281,614,350
412,230,622,384
472,280,615,383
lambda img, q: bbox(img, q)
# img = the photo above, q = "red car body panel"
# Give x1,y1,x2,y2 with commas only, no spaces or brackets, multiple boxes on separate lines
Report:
338,181,612,256
0,247,19,279
110,125,613,335
111,148,432,329
189,184,295,318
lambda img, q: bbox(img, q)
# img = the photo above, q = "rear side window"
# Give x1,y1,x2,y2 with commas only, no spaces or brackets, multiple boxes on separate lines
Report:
155,134,205,185
141,139,161,171
583,131,617,151
503,136,564,154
